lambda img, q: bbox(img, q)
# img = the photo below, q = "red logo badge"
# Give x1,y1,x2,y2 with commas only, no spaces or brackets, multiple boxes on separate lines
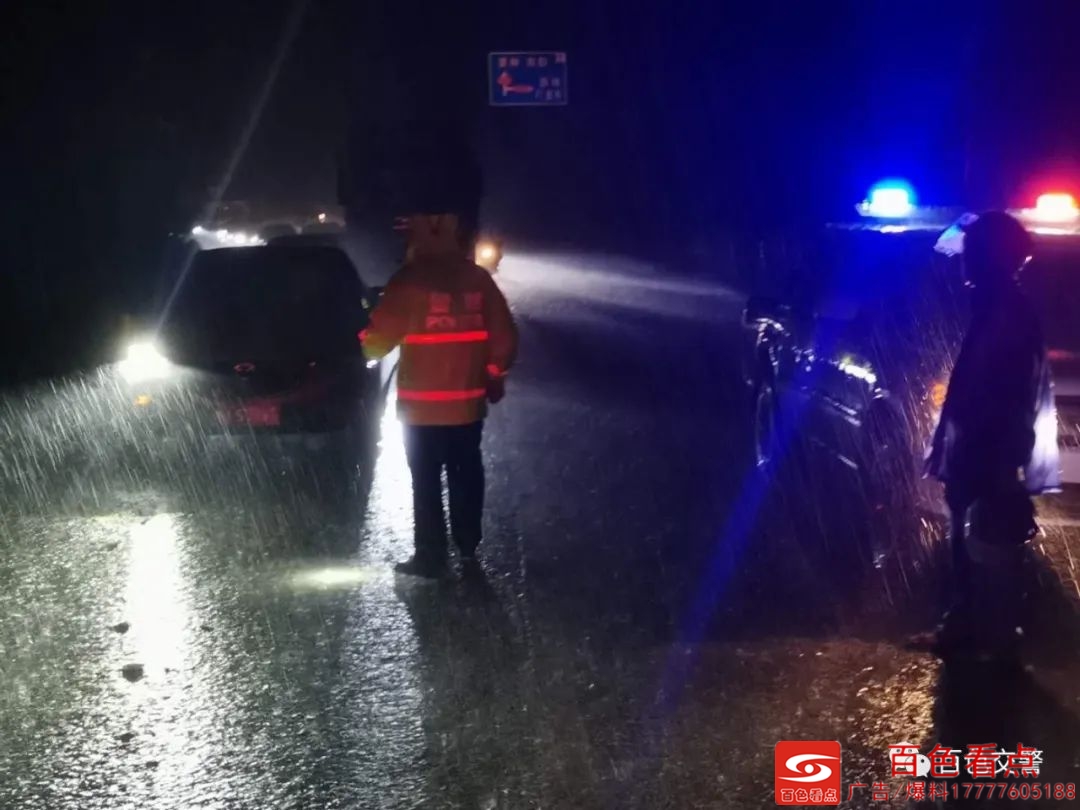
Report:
775,741,841,805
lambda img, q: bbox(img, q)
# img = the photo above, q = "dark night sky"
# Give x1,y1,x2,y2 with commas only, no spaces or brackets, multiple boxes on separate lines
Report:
2,1,1080,376
6,1,1080,232
4,1,344,219
1,0,349,374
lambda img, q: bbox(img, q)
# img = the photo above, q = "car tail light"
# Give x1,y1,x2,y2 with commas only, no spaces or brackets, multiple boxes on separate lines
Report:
929,381,947,411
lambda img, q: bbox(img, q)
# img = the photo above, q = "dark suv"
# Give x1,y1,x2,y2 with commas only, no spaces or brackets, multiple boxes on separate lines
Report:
117,244,386,442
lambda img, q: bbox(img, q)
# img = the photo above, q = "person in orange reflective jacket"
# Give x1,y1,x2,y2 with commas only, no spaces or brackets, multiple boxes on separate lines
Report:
362,213,518,578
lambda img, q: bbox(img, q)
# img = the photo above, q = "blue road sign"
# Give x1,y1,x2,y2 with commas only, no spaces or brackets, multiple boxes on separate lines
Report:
488,52,568,106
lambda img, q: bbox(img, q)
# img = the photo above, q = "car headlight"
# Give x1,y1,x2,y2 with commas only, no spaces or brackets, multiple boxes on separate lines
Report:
119,340,172,383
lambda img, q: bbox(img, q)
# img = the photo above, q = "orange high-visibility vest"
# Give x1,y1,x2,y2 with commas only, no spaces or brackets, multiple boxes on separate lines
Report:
362,255,518,425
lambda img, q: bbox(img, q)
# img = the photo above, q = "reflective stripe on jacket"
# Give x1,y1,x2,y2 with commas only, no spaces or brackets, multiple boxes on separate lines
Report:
362,256,518,425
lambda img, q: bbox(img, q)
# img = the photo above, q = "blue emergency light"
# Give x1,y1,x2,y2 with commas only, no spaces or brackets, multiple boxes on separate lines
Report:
857,180,916,219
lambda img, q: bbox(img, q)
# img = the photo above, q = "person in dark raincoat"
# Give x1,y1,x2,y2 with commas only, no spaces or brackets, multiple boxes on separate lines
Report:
926,211,1059,652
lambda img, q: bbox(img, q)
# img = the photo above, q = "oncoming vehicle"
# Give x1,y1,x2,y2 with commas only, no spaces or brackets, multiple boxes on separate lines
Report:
392,216,504,273
743,182,1080,543
115,244,388,457
474,237,504,273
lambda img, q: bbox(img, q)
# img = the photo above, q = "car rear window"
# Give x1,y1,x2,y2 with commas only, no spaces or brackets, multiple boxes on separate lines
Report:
162,246,368,361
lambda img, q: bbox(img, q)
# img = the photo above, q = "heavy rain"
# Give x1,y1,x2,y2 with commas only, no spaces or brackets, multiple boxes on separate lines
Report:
4,2,1080,809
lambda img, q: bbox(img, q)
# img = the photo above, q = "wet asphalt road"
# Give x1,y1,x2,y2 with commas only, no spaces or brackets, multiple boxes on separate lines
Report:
2,252,1080,809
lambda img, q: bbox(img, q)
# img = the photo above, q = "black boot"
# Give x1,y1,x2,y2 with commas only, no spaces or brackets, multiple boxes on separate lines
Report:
394,556,446,580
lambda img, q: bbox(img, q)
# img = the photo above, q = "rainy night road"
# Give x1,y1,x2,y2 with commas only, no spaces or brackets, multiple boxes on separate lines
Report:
2,253,1080,809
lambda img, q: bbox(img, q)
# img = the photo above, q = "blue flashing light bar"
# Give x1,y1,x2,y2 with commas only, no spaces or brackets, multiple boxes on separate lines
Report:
836,179,968,234
839,182,1080,240
857,180,916,219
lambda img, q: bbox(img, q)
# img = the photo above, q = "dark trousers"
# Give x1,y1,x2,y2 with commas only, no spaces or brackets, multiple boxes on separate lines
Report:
946,497,972,606
945,480,1032,650
945,474,1028,605
403,422,485,562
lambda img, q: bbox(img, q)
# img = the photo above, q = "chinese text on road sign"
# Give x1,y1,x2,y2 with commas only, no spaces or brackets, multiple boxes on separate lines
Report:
489,52,568,106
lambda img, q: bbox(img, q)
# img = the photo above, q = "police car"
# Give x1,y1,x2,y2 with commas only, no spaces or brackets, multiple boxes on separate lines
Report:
743,182,1080,525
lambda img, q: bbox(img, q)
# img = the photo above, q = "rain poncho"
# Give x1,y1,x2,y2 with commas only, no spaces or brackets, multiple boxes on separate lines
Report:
926,284,1060,495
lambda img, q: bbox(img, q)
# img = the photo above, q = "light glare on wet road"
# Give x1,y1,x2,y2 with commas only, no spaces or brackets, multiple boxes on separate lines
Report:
125,513,187,675
288,564,383,590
